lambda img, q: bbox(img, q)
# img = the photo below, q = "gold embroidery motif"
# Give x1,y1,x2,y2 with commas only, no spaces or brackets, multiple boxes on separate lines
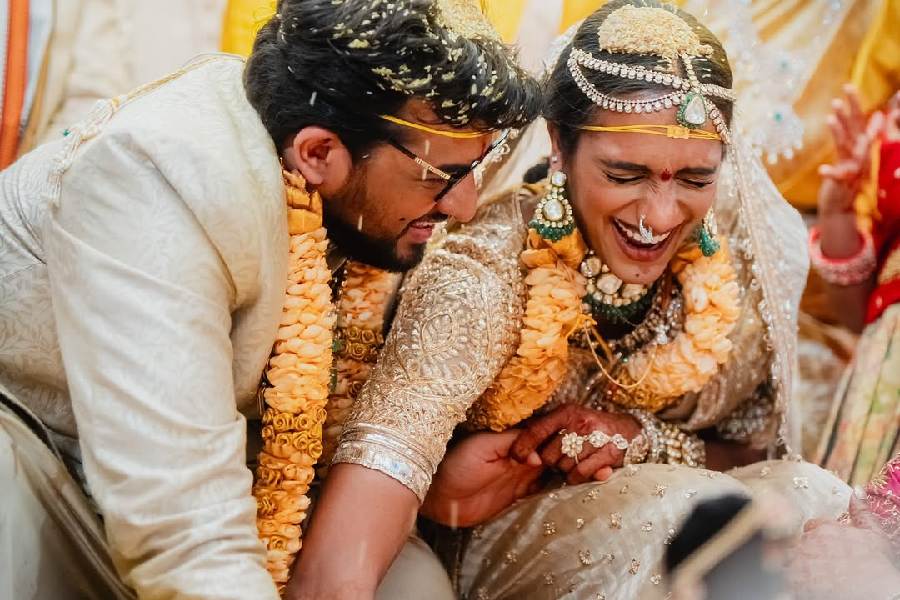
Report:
332,195,526,499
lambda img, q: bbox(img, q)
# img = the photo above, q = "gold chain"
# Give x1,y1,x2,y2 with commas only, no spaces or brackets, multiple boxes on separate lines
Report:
580,323,657,391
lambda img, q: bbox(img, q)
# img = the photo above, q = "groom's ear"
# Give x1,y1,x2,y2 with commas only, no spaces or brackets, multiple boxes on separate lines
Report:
283,127,353,196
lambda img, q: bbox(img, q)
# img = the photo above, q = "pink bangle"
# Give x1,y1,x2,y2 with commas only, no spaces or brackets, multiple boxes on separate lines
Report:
809,226,876,286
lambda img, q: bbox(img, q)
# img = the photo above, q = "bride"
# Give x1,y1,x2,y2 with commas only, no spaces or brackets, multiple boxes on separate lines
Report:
300,1,855,598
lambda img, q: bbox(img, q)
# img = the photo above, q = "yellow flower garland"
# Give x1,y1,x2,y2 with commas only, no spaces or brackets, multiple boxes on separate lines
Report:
468,219,590,431
320,262,399,475
254,171,333,591
253,173,397,592
599,242,740,412
624,244,739,399
469,192,741,431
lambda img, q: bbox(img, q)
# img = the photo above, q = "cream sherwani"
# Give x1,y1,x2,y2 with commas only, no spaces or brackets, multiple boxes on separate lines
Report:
0,55,286,598
0,53,453,600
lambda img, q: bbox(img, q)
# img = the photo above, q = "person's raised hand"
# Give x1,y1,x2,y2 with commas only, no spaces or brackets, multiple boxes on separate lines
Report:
818,85,885,216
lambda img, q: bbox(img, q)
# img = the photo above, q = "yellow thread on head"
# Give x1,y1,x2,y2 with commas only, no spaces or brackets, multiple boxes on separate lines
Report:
577,124,721,141
379,114,490,139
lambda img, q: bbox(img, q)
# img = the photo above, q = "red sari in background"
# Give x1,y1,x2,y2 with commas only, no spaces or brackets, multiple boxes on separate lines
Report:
868,139,900,323
821,137,900,486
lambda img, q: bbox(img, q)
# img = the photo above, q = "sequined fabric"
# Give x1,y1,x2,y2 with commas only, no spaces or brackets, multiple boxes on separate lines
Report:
461,461,851,600
866,453,900,554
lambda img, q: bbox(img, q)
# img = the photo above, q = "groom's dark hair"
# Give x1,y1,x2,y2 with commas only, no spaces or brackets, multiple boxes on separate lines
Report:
244,0,541,157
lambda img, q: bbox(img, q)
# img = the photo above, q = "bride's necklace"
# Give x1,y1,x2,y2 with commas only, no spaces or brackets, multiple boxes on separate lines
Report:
575,271,681,391
580,250,652,325
609,276,683,358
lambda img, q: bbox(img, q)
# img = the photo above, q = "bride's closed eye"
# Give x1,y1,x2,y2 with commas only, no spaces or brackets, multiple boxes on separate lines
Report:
680,178,714,189
605,173,642,185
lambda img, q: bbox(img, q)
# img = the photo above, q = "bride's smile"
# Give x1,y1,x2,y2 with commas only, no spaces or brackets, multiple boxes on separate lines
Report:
550,105,723,285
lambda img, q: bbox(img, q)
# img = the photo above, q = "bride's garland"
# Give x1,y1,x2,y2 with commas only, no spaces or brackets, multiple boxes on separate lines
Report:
252,172,395,593
469,188,741,431
607,243,740,411
468,187,589,430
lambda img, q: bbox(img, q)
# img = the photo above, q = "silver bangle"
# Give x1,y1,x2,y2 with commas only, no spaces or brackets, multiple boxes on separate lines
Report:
626,408,706,468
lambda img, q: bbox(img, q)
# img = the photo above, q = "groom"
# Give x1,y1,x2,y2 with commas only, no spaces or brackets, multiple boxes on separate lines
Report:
0,1,539,598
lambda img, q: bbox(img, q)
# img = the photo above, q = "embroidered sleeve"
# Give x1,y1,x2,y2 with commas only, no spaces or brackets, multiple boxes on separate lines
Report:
332,197,526,501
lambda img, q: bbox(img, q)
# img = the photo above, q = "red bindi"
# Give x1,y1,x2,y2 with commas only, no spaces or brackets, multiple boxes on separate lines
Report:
660,170,673,181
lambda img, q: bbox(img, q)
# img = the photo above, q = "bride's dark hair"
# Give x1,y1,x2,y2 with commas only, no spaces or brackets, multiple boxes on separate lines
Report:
543,0,734,157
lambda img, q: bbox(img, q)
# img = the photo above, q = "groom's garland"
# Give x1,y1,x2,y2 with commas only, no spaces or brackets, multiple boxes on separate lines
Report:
468,187,741,431
320,262,400,475
253,171,333,591
253,171,393,593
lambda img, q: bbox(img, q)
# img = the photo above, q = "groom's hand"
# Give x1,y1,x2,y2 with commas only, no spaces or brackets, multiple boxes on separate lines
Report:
420,431,543,528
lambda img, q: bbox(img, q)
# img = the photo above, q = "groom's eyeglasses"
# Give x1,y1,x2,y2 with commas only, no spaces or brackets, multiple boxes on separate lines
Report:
378,115,510,201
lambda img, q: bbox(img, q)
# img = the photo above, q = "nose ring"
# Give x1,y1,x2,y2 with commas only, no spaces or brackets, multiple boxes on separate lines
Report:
638,214,655,244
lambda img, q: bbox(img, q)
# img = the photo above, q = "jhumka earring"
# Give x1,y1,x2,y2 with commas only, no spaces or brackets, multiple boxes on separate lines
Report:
695,208,720,257
531,171,576,242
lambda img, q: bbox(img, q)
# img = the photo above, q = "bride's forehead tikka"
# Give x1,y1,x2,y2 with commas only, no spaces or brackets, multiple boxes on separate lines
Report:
567,4,735,144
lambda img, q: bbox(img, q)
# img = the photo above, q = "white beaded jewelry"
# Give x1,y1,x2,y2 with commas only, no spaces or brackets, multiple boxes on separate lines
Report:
560,429,634,463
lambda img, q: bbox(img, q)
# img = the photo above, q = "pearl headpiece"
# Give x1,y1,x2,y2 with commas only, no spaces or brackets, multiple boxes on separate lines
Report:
567,4,735,144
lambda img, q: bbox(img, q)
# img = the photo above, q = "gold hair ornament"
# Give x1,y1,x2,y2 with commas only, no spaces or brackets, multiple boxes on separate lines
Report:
435,0,497,40
567,4,734,143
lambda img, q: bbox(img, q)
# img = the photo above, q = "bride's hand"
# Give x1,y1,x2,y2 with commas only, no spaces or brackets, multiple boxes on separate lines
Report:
420,431,543,528
511,404,642,485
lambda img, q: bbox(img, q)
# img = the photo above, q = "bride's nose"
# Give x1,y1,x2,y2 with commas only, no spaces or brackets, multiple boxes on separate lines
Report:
638,187,689,234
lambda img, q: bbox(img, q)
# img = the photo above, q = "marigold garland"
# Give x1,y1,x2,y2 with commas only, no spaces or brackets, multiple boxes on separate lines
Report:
253,170,333,592
319,262,399,475
468,216,589,431
615,242,740,408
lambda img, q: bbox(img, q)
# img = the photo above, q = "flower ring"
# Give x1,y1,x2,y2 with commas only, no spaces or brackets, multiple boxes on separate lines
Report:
561,429,632,463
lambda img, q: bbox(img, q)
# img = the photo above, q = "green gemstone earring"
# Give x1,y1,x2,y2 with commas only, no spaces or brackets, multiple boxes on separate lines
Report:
695,208,720,257
530,171,576,242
